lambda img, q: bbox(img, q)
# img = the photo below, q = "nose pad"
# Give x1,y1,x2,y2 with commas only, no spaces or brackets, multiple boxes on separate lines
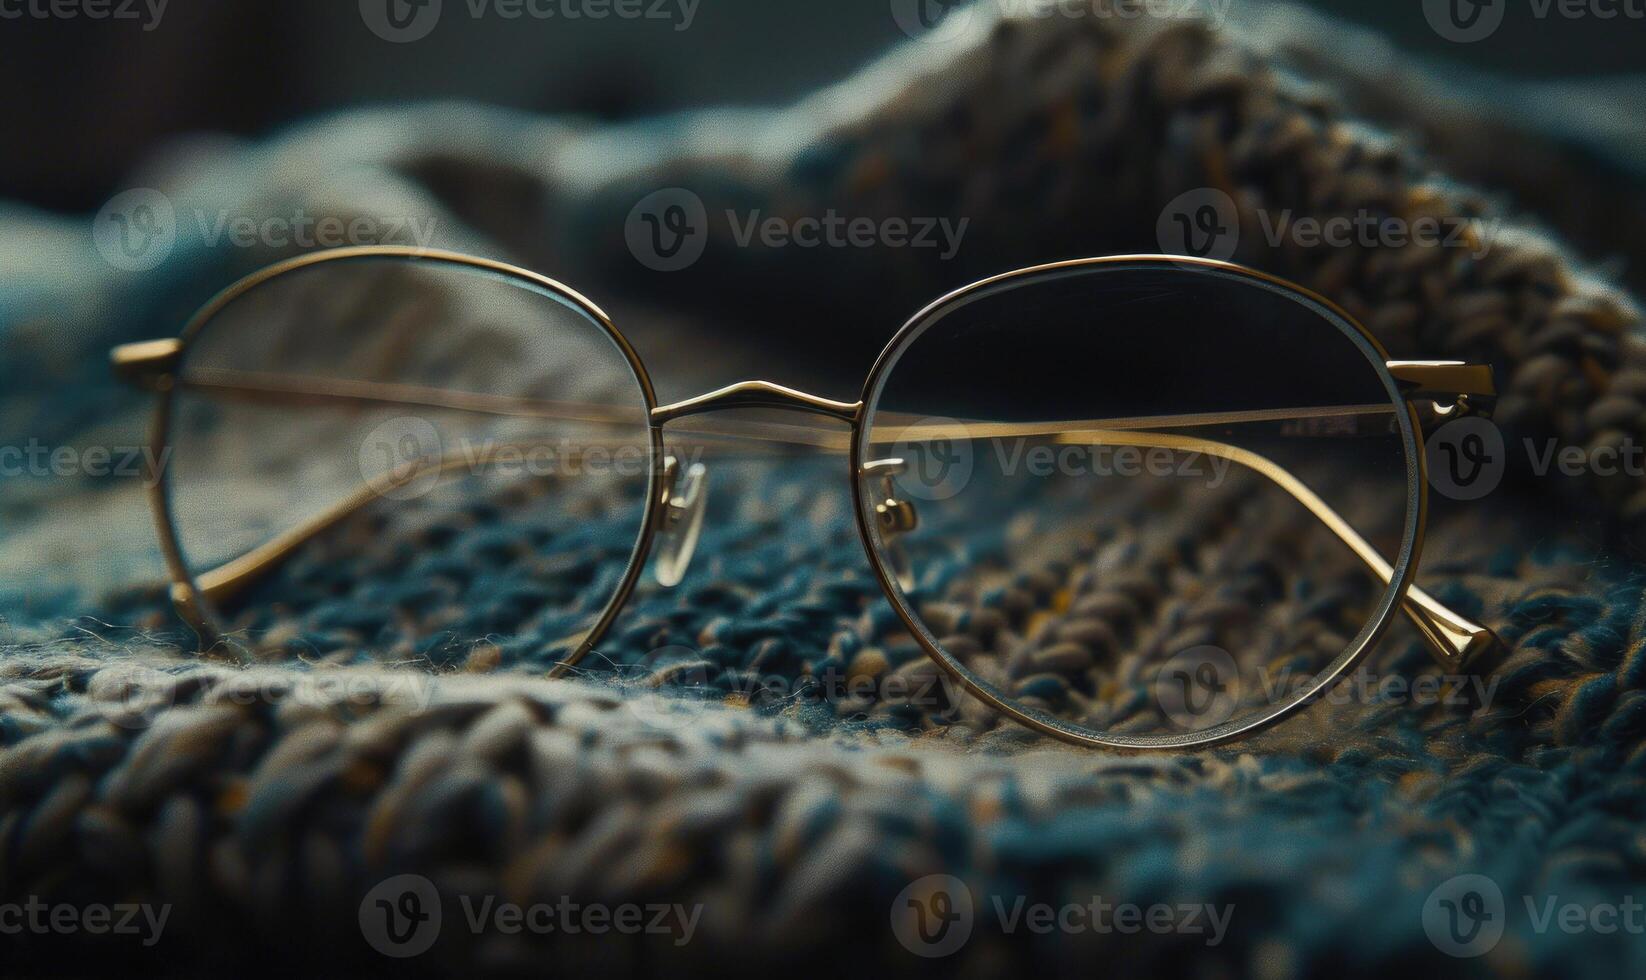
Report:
862,458,919,593
654,455,709,588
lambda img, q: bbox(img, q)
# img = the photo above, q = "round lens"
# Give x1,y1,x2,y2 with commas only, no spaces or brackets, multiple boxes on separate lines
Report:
857,261,1419,748
163,252,657,664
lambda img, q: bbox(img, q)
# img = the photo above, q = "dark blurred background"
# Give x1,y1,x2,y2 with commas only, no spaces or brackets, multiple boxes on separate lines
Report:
3,0,1642,213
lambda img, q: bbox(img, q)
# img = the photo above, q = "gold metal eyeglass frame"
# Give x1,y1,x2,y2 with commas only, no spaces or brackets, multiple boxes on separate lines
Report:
112,245,1500,750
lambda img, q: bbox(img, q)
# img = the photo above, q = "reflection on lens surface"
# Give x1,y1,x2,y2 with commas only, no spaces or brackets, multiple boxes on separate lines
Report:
859,262,1417,746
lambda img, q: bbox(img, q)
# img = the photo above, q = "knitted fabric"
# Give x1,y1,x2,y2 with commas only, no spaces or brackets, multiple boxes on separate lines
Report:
2,4,1644,976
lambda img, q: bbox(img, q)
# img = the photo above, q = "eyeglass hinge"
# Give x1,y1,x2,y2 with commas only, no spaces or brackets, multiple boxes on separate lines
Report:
1387,360,1496,419
111,338,183,390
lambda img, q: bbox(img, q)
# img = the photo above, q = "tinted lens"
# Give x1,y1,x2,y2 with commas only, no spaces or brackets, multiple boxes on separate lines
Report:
164,253,655,663
858,262,1418,747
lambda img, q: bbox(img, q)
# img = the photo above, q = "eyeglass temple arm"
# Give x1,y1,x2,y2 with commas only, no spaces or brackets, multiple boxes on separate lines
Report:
119,359,1497,670
189,445,515,608
1066,428,1497,672
868,415,1499,671
145,369,851,612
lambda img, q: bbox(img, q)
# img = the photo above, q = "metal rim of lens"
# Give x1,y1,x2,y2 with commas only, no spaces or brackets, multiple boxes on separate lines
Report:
849,254,1427,751
148,245,666,668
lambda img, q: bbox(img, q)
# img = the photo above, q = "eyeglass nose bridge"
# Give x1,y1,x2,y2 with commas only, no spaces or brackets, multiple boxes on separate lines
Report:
651,380,862,425
646,381,862,589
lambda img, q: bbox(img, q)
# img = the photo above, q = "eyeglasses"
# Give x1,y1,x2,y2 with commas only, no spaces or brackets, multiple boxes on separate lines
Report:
112,245,1499,750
